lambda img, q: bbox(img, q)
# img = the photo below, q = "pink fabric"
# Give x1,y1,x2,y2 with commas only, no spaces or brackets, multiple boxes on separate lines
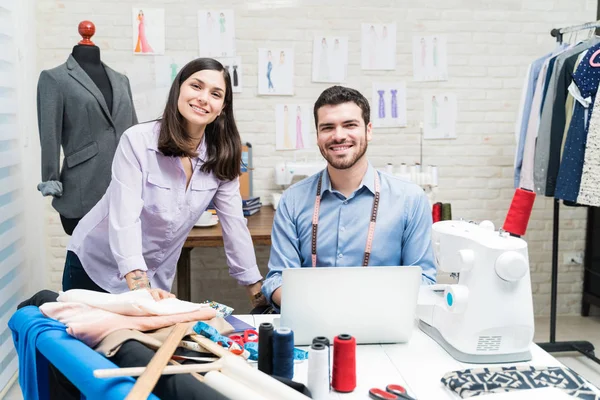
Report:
40,302,216,347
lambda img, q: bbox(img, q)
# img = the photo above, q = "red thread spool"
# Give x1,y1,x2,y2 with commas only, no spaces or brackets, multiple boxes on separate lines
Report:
502,188,536,236
332,334,356,393
432,202,442,223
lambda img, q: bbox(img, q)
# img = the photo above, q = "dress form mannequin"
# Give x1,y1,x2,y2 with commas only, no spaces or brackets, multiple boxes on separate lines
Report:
62,22,113,235
37,20,138,236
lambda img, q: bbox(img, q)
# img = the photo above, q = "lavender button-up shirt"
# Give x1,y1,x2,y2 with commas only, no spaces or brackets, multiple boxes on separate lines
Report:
67,121,262,293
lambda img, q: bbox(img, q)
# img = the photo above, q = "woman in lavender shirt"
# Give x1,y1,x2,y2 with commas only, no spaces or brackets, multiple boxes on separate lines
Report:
63,58,264,304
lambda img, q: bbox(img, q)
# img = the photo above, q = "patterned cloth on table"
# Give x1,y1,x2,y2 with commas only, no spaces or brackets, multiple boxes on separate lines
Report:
441,366,599,399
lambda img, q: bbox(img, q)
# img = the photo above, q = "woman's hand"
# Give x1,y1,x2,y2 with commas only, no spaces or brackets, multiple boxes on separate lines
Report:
125,270,176,301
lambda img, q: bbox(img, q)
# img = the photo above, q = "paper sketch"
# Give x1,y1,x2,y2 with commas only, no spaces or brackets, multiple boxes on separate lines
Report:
424,93,457,139
216,57,242,93
312,36,348,83
198,10,236,57
132,8,165,55
361,23,396,70
371,82,407,128
258,48,294,96
154,56,193,88
413,35,448,81
276,104,313,150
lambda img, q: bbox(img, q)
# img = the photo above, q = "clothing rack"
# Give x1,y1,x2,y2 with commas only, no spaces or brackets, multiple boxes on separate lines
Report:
535,20,600,364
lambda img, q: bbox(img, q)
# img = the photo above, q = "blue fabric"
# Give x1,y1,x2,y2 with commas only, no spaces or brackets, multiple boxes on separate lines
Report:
262,163,436,308
555,42,600,203
540,56,558,112
8,306,159,400
514,53,554,188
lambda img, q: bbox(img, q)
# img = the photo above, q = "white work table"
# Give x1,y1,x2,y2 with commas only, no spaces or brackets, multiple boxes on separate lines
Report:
236,315,586,400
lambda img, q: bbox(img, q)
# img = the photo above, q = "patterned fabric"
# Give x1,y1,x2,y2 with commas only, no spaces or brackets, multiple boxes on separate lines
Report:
577,84,600,206
441,366,599,399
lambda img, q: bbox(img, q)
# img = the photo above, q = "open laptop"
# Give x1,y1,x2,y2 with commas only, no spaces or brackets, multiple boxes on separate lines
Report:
279,266,422,345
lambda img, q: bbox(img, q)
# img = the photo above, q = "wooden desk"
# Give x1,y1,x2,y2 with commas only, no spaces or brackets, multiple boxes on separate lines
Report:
176,206,275,301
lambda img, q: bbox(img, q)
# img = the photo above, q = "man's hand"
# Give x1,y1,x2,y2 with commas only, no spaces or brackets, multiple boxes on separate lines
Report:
125,270,175,301
246,281,267,308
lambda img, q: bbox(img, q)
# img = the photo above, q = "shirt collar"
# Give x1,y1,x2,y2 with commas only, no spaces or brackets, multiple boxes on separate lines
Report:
320,162,376,197
148,126,207,160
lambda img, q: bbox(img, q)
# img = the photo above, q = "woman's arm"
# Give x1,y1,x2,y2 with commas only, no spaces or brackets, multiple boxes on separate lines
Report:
211,176,264,303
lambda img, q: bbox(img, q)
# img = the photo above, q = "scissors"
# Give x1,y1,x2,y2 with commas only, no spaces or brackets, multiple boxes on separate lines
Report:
368,384,416,400
228,329,259,347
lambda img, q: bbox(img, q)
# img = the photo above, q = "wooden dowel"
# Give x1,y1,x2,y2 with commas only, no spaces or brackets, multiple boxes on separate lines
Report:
125,323,190,400
94,361,222,378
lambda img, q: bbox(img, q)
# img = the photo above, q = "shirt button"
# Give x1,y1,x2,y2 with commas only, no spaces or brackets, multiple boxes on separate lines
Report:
340,226,345,232
343,200,348,205
338,253,343,258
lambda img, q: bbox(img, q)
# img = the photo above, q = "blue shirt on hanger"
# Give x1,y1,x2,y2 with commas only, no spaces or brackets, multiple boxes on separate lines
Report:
261,163,437,306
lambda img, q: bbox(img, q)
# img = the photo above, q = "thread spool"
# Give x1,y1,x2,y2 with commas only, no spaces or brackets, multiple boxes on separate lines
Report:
441,203,452,221
331,334,356,393
312,336,331,388
307,343,329,400
258,322,274,375
272,327,294,379
431,166,438,186
399,163,407,174
503,188,536,237
432,202,442,223
385,163,393,174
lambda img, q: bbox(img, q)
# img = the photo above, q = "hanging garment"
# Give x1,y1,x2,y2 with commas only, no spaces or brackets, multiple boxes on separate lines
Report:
544,51,587,195
377,90,385,118
555,42,600,203
578,81,600,205
534,39,600,194
390,89,398,118
514,51,555,188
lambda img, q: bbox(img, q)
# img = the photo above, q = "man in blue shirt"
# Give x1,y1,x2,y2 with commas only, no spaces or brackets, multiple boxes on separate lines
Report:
261,86,436,309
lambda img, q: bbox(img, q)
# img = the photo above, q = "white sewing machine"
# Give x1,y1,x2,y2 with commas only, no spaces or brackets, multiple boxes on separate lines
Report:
417,220,535,363
272,161,325,209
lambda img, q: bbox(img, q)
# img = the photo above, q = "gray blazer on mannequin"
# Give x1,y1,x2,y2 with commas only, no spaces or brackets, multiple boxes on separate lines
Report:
37,55,138,219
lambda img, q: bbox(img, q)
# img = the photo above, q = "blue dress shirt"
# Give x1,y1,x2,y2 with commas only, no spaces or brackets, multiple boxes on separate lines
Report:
262,163,437,306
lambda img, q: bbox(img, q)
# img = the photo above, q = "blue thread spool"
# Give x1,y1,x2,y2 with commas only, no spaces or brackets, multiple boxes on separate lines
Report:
272,327,294,379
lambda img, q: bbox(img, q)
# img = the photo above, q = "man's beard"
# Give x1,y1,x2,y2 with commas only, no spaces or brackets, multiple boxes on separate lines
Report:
319,139,368,170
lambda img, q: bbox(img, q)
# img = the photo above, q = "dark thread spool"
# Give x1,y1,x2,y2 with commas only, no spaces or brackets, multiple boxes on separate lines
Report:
503,188,536,236
312,336,331,388
272,327,294,379
332,333,356,393
258,322,274,375
441,203,452,221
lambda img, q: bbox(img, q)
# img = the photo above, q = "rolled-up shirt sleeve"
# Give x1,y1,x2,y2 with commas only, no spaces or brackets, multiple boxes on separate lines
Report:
108,131,147,278
261,190,302,306
213,177,263,286
402,191,437,285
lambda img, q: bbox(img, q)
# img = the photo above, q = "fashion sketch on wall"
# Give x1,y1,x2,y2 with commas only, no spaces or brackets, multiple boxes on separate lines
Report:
312,36,348,83
371,82,407,128
258,48,294,96
361,23,396,70
216,57,242,93
154,56,193,88
198,10,236,57
132,8,165,55
275,104,313,150
412,35,448,81
423,93,457,139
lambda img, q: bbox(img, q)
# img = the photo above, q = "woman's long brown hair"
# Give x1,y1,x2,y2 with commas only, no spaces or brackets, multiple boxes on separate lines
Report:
158,58,241,181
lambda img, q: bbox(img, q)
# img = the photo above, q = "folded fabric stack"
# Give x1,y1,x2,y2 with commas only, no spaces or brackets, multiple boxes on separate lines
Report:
39,289,221,347
243,196,262,216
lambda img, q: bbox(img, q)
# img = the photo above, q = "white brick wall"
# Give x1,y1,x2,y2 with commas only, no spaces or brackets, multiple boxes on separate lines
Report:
36,0,596,315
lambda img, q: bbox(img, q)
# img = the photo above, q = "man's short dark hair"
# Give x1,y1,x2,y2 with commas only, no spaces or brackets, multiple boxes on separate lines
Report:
313,86,370,129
